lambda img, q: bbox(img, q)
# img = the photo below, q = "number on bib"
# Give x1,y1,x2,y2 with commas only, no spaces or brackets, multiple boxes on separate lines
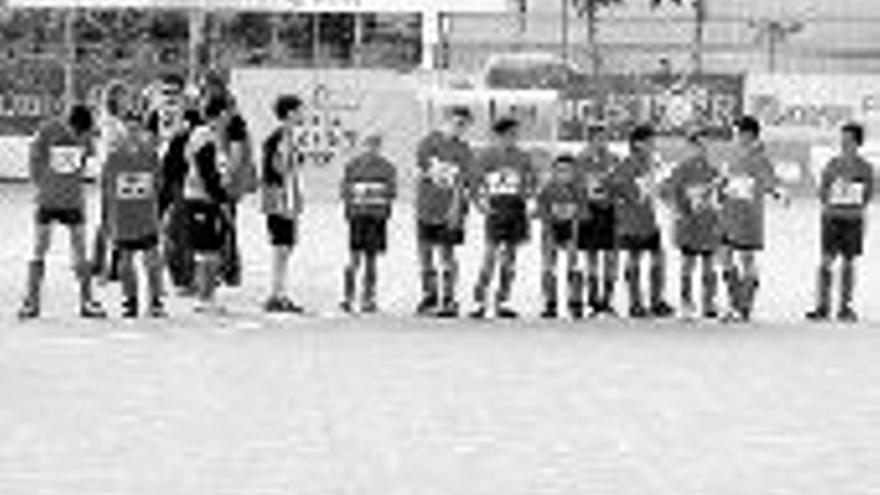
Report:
686,184,716,211
829,179,865,206
49,146,83,174
725,175,755,201
352,182,389,205
429,157,459,188
485,169,521,197
116,172,154,200
584,173,606,200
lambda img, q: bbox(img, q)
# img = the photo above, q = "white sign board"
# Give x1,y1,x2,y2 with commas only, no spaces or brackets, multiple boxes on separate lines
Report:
7,0,508,12
745,74,880,144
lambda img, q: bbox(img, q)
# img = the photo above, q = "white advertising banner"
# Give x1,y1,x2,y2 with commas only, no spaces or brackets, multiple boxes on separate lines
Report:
230,68,423,200
8,0,508,12
745,74,880,144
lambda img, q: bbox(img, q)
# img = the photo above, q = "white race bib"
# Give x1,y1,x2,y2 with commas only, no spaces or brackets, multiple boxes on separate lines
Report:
686,184,717,211
49,146,84,174
635,174,654,202
428,157,459,189
116,172,154,200
352,182,389,205
725,175,755,201
584,173,606,200
829,179,865,206
485,169,522,197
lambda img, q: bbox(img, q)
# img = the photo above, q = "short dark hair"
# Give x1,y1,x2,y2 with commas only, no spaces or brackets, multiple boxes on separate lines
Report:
735,115,761,138
492,116,519,135
274,94,303,120
160,73,186,90
67,104,94,134
629,124,655,145
554,153,575,165
842,122,864,146
449,106,473,121
204,95,229,119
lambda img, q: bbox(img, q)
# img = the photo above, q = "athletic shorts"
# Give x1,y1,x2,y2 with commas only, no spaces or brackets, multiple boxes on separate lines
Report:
822,215,864,258
35,207,84,226
418,222,465,247
186,201,225,253
115,234,159,252
680,247,716,257
266,214,298,247
544,221,576,246
350,215,388,253
486,198,529,245
618,231,662,252
578,204,616,251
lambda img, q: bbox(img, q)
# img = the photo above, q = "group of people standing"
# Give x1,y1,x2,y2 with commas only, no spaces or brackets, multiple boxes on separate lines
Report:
15,72,875,324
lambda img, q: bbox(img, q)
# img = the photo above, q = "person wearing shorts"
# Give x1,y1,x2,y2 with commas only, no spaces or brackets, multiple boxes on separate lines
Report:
806,122,875,322
340,134,397,313
260,95,306,313
18,104,106,319
414,106,475,317
610,125,674,319
470,118,537,319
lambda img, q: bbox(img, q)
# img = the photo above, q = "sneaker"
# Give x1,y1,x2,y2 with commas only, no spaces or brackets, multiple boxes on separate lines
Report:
147,299,168,318
122,298,139,319
436,300,459,319
649,301,675,318
541,303,558,319
568,303,585,320
416,296,439,316
496,306,519,319
468,305,487,319
838,306,858,323
629,304,649,319
340,300,354,313
362,300,378,314
805,307,830,321
703,306,719,320
17,300,39,320
264,296,304,314
80,300,107,319
720,310,743,324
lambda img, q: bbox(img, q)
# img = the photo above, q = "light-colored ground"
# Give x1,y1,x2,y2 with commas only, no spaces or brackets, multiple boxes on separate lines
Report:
1,185,879,495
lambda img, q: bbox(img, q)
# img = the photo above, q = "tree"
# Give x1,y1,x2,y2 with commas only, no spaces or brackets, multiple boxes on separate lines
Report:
649,0,704,75
571,0,625,76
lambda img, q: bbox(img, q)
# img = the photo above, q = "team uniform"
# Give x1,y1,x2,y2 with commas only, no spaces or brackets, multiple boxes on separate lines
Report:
575,146,620,313
610,152,671,316
664,153,723,317
472,144,537,315
340,150,397,312
415,130,475,314
90,109,129,281
718,141,781,319
102,130,166,317
536,178,583,317
809,153,874,318
261,125,304,248
20,118,104,318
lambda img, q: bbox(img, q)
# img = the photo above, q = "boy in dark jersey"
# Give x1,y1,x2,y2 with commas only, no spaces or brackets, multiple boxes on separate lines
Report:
103,113,166,318
610,125,674,318
806,122,875,322
340,134,398,313
536,154,583,319
663,129,723,320
18,104,106,319
719,116,788,322
575,123,620,316
470,118,537,319
415,106,475,317
184,96,232,314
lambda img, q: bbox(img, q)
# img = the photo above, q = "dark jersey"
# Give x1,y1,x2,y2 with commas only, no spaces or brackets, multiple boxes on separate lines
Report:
610,152,661,238
664,153,723,252
416,131,475,225
475,144,537,211
103,134,162,242
342,151,397,219
29,119,94,211
819,153,874,219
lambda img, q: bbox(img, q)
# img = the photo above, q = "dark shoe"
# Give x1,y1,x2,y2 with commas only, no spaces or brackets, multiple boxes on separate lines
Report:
340,300,354,313
80,300,107,319
469,305,487,319
629,304,649,319
147,299,168,318
264,296,304,314
17,299,39,320
436,300,459,319
703,306,719,320
122,298,139,319
496,306,519,319
416,296,439,316
838,306,858,323
649,301,674,318
568,303,584,320
541,303,558,319
362,300,378,314
806,307,830,321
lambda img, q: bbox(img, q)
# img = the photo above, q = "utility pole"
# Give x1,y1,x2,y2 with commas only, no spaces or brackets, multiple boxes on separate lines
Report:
749,18,804,73
63,8,76,110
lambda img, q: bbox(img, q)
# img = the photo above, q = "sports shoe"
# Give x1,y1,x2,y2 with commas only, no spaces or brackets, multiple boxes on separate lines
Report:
436,300,459,319
496,306,519,319
541,302,558,319
568,303,585,320
649,301,675,318
122,298,139,319
147,299,168,318
362,300,379,314
17,299,39,320
416,296,439,316
703,306,719,320
805,307,830,321
80,300,108,319
340,300,354,313
468,305,487,319
264,296,304,314
629,304,649,319
720,310,743,324
838,306,858,323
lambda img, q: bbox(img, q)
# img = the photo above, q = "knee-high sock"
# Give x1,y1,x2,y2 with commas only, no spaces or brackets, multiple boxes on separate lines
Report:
741,276,759,316
196,256,219,302
421,269,439,303
343,264,357,304
75,261,94,304
542,270,557,307
816,265,832,311
25,260,45,306
587,273,600,308
120,254,138,303
649,261,666,307
723,267,742,312
497,260,516,305
441,260,458,305
702,261,718,312
841,260,855,309
567,271,584,309
363,253,378,304
145,252,164,302
625,262,643,309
